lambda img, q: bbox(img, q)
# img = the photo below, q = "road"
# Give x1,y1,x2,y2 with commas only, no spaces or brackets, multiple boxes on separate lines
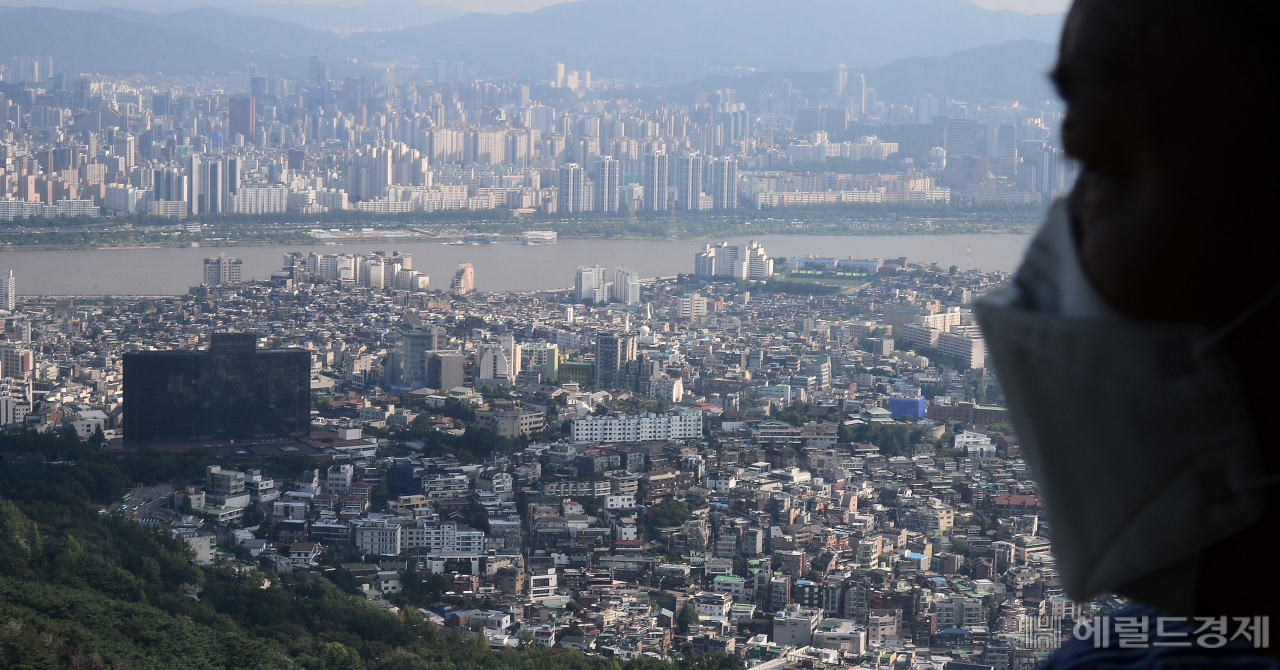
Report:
102,483,176,520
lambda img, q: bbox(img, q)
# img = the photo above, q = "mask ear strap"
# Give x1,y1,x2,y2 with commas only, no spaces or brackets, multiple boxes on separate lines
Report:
1197,283,1280,354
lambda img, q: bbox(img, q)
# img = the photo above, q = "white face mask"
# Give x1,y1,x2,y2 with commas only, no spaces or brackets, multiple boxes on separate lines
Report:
974,200,1275,614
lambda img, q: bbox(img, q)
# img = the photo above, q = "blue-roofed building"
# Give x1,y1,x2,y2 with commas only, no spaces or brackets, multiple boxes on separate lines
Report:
902,551,931,572
887,396,927,418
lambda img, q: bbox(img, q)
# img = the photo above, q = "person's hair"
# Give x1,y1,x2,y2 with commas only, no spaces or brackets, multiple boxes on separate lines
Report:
1053,0,1274,152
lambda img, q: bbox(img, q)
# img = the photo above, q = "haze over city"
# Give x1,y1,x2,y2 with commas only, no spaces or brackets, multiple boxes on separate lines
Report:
8,0,1259,669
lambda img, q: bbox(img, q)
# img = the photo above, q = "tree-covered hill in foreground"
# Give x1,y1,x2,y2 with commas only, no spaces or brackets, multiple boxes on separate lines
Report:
0,430,743,670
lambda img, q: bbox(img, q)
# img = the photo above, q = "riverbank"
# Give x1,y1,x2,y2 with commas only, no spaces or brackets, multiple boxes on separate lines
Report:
1,207,1041,252
4,232,1035,296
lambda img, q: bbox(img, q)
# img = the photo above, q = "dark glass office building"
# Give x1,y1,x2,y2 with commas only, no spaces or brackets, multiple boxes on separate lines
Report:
123,333,310,443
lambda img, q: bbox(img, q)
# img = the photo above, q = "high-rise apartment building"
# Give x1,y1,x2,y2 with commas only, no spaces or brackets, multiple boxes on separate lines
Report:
694,240,772,280
575,265,607,304
427,351,466,391
613,267,640,305
521,342,559,381
674,152,704,210
915,94,941,125
678,294,709,320
1,342,33,381
202,159,224,213
595,333,637,390
0,269,14,311
308,56,328,87
122,333,309,443
9,56,54,83
595,157,620,212
395,326,445,387
709,157,737,209
497,334,521,380
226,156,242,195
203,255,243,286
944,118,986,158
152,167,187,204
112,134,137,169
478,343,515,385
186,155,204,215
643,152,669,211
229,96,256,144
847,73,867,115
558,163,585,212
350,146,391,201
450,263,475,293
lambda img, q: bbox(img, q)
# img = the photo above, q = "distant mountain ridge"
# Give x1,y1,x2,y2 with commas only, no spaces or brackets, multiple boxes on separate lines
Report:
866,39,1060,104
0,5,387,77
1,0,1062,99
665,40,1060,108
0,6,299,76
346,0,1065,79
93,7,353,61
0,0,465,32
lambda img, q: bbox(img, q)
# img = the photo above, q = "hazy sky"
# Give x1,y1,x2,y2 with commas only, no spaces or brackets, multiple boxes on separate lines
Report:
430,0,1072,13
11,0,1074,13
965,0,1071,13
256,0,1073,14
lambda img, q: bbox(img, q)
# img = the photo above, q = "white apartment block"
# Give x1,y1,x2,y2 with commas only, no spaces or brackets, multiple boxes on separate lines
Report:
934,596,985,629
613,267,640,305
529,568,558,600
693,591,733,618
575,265,608,303
936,331,986,369
401,520,485,556
773,606,822,646
605,494,636,509
542,480,611,497
423,473,470,499
678,294,708,320
813,619,867,654
570,409,703,443
354,519,402,556
325,463,354,496
650,376,684,403
707,473,738,493
694,240,773,280
231,185,288,213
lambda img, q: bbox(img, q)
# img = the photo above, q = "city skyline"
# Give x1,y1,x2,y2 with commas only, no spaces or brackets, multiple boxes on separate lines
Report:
3,0,1219,667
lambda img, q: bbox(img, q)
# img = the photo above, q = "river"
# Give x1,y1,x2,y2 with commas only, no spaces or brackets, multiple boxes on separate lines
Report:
1,233,1034,296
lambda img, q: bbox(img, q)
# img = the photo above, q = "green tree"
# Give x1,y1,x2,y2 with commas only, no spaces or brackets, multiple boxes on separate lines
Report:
677,603,699,633
242,504,266,527
648,500,693,530
464,504,491,533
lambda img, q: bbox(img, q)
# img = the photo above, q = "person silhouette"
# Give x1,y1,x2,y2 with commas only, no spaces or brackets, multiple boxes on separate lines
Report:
975,0,1279,666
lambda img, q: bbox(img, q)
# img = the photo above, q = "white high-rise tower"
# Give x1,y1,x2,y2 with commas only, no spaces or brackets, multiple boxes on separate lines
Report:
0,270,14,311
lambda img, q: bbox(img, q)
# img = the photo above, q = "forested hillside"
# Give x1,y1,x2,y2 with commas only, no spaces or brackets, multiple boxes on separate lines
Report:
0,429,743,670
